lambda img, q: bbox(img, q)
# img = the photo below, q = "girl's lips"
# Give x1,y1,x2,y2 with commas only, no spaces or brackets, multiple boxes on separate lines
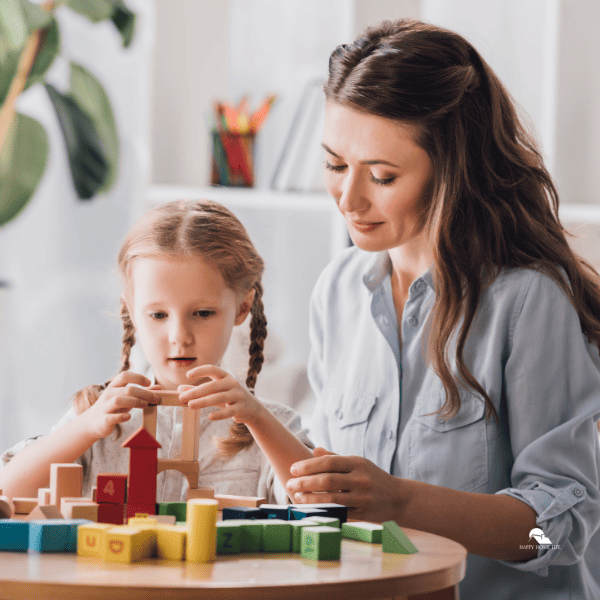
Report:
169,358,196,367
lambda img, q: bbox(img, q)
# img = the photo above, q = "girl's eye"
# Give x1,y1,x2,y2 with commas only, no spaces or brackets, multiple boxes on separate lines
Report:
370,173,395,186
324,160,346,173
149,312,166,320
195,310,215,318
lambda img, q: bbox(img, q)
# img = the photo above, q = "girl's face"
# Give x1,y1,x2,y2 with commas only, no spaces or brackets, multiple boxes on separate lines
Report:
126,256,252,390
322,102,435,254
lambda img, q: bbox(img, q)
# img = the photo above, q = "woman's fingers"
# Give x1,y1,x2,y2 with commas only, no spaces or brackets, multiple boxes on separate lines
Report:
290,454,353,477
286,471,351,495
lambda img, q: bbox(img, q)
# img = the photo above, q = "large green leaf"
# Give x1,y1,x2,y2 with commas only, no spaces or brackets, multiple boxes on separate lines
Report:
70,62,119,192
64,0,114,22
45,83,109,199
0,112,48,226
0,0,27,52
110,0,135,47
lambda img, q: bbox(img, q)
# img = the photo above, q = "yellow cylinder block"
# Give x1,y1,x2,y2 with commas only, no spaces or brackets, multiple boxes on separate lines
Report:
186,498,218,562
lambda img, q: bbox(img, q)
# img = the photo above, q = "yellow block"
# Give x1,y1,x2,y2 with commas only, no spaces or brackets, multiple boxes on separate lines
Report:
102,526,156,563
156,524,187,560
186,499,218,562
77,523,113,557
128,516,158,526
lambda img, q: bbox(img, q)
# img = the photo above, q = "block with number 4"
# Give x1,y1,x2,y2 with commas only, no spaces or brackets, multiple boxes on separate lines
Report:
301,526,341,560
96,474,128,504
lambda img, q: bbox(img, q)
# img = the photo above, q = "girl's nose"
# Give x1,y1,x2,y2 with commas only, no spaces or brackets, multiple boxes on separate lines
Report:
169,318,193,346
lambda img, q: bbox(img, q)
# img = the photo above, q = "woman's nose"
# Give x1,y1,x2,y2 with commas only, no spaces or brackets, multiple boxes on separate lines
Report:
337,169,369,214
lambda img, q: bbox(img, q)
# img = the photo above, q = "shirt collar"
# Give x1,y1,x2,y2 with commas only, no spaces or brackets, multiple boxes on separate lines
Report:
362,251,436,294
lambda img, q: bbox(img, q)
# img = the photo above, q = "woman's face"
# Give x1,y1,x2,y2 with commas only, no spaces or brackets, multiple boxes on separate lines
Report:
322,102,435,253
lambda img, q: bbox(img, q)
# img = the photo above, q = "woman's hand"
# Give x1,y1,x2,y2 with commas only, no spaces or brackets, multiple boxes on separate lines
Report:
83,372,159,440
179,365,268,426
286,447,402,522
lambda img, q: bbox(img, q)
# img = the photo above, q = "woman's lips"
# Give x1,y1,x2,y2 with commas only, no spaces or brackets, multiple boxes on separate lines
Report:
350,221,384,233
169,358,196,367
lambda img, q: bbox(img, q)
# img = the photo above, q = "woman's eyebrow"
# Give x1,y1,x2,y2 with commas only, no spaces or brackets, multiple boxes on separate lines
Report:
321,143,399,168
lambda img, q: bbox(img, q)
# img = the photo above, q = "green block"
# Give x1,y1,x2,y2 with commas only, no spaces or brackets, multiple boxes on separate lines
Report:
289,519,318,553
382,521,418,554
158,502,187,522
261,519,291,552
216,521,242,555
308,516,340,528
341,521,382,543
236,519,263,553
301,526,341,561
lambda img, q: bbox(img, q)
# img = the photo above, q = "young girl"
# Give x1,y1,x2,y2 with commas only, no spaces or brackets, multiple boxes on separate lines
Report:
284,18,600,600
0,199,313,504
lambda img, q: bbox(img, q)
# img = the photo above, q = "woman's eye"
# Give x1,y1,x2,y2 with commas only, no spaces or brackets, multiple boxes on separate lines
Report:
195,310,215,318
370,173,395,186
324,160,346,173
149,312,166,320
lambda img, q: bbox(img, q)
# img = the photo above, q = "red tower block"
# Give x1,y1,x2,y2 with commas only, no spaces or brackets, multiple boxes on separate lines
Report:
97,473,128,504
121,427,161,506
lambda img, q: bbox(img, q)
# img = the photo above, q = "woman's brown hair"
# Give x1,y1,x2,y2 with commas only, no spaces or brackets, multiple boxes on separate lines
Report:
325,18,600,424
72,199,267,454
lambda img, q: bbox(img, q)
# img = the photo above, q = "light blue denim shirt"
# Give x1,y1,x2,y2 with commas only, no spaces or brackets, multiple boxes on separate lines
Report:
308,246,600,600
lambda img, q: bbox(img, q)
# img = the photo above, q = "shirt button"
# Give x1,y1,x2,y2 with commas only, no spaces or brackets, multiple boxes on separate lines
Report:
416,280,426,290
407,316,418,326
573,487,584,498
386,430,394,440
338,411,344,420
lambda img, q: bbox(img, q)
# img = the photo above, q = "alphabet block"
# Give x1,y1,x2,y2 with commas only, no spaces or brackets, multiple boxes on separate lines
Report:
96,473,128,504
341,521,383,543
301,526,342,561
289,519,319,553
77,523,113,557
382,520,418,554
236,519,263,553
261,519,291,552
216,521,242,555
258,504,290,520
102,526,155,563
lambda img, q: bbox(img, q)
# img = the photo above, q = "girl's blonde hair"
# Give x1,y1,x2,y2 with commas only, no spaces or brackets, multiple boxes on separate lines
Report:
72,199,267,455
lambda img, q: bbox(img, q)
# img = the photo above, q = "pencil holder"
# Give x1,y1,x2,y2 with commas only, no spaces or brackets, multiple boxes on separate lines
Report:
210,131,255,187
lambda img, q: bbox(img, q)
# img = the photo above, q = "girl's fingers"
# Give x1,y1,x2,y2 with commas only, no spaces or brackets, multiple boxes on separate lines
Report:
179,378,233,402
206,406,238,421
123,385,160,403
110,371,152,389
113,395,149,411
185,364,229,381
186,392,235,410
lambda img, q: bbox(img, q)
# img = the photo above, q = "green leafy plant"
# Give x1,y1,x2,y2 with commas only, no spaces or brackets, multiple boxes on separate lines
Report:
0,0,135,226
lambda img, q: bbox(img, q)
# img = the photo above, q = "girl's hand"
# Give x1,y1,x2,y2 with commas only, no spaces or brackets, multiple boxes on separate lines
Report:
285,447,401,522
179,365,268,426
83,372,159,440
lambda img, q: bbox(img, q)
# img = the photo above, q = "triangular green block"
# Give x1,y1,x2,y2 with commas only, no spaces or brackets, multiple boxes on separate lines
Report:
382,521,418,554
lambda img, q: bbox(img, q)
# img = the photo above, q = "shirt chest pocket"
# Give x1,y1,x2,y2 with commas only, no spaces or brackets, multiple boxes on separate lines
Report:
408,390,489,492
324,386,377,457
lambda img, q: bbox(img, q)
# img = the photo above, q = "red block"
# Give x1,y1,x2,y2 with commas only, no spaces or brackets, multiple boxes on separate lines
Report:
126,503,156,520
121,427,161,505
97,502,125,525
96,473,128,504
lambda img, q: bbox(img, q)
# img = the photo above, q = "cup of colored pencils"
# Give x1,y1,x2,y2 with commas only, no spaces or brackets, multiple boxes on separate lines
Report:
209,94,276,187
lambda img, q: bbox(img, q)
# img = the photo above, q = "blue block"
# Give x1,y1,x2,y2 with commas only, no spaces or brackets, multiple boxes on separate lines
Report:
290,503,348,523
29,520,71,552
222,507,266,520
0,519,29,551
258,504,291,520
289,508,328,521
66,519,93,552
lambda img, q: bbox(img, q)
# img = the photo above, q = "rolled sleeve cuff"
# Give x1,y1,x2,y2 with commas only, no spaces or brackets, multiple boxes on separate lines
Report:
495,482,586,576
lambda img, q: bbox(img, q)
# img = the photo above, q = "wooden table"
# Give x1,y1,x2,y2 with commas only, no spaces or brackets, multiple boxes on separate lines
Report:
0,527,466,600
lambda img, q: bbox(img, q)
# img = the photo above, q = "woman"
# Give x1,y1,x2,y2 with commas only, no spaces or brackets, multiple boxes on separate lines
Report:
286,18,600,599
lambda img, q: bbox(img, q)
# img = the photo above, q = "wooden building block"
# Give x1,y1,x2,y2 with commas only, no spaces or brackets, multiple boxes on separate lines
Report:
77,523,113,557
128,515,158,526
236,519,263,553
37,488,51,506
50,463,83,508
289,507,328,521
214,494,266,510
382,520,418,555
216,521,242,555
0,519,29,551
97,503,125,525
122,427,161,505
186,487,214,500
222,506,265,520
186,499,218,562
289,519,319,553
341,521,383,543
142,405,158,439
25,505,64,522
301,526,342,561
92,486,97,502
60,496,95,516
308,516,341,528
0,496,15,519
65,519,94,552
259,504,290,520
261,519,291,552
158,502,187,523
102,526,155,563
181,406,200,460
126,502,156,520
96,473,128,504
289,502,348,523
12,497,37,515
29,520,70,552
156,459,199,489
156,524,187,560
154,514,176,525
64,502,98,522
